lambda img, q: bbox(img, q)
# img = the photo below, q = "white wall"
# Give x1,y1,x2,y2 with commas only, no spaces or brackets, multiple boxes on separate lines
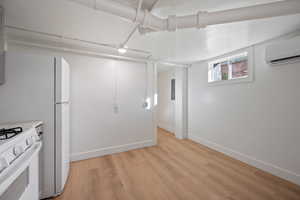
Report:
174,68,188,139
157,70,175,133
157,68,188,138
188,36,300,185
9,43,155,161
68,53,156,161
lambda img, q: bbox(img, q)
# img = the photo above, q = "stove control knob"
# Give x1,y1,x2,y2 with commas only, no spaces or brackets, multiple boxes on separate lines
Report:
13,146,24,157
0,157,9,172
26,137,34,147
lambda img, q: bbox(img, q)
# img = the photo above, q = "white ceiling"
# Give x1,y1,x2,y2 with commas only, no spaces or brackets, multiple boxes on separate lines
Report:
3,0,300,63
129,14,300,63
128,0,300,62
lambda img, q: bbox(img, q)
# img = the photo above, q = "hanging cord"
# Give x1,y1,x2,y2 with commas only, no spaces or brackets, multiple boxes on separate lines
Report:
142,62,150,109
113,63,119,113
153,62,158,106
145,62,149,100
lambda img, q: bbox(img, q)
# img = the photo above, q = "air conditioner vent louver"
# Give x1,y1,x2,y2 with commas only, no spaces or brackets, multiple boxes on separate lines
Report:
270,55,300,65
266,36,300,66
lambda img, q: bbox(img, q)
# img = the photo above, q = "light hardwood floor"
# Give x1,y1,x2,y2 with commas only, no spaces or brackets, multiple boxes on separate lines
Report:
54,128,300,200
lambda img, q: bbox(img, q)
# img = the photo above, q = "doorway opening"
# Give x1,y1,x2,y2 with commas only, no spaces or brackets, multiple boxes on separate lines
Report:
156,64,188,140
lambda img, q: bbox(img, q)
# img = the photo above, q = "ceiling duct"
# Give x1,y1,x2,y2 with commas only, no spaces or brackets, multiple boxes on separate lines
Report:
68,0,300,32
70,0,165,31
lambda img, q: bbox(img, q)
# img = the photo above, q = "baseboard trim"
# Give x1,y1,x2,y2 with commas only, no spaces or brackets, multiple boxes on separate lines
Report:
157,123,174,133
189,134,300,186
71,140,156,162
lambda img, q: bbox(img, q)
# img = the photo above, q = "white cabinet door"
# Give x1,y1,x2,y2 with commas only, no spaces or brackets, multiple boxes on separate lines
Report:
55,57,70,103
55,103,70,194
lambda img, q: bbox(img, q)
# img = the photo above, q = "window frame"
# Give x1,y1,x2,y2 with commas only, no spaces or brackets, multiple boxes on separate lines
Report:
207,47,254,86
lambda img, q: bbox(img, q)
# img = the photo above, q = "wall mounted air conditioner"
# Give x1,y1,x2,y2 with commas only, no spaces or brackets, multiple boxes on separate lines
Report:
266,36,300,65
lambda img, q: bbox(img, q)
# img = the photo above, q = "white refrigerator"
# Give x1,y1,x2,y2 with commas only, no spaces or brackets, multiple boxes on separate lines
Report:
0,51,70,199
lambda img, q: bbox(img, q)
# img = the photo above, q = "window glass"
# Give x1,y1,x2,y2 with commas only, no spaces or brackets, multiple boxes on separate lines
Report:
208,52,248,83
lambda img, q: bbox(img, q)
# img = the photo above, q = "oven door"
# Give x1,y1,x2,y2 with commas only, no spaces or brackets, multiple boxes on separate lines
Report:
0,142,42,200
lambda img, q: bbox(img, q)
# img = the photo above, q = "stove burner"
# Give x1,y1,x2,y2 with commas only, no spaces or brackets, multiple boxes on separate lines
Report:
0,127,23,140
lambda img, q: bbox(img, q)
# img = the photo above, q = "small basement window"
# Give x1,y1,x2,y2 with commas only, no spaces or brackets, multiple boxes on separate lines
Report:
208,52,250,83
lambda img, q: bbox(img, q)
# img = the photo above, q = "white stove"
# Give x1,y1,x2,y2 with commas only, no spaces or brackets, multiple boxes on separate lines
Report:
0,121,42,200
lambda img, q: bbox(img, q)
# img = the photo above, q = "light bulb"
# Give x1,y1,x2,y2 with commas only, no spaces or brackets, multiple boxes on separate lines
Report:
118,47,127,54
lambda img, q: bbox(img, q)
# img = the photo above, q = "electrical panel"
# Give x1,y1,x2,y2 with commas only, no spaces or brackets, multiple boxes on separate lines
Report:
0,7,5,85
0,52,4,85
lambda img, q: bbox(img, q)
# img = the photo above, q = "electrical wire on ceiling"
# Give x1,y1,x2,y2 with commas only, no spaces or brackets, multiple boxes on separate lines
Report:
144,62,149,106
143,62,154,110
113,62,119,114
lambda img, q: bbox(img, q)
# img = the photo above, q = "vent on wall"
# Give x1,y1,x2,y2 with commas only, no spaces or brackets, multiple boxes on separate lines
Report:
266,36,300,65
270,55,300,65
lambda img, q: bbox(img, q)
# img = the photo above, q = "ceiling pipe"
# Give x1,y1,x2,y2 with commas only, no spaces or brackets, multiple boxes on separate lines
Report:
70,0,165,31
9,39,150,63
5,24,150,55
135,0,143,22
118,0,143,49
175,0,300,30
149,0,160,12
4,18,188,67
69,0,300,32
9,39,187,67
121,23,140,47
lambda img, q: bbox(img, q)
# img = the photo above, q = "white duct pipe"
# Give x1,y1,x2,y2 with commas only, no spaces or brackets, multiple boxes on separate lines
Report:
5,24,150,55
71,0,166,30
176,0,300,29
8,39,188,67
122,23,139,47
135,0,143,22
69,0,300,32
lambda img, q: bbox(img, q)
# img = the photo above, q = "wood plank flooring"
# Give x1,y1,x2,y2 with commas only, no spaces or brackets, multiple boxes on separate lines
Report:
53,128,300,200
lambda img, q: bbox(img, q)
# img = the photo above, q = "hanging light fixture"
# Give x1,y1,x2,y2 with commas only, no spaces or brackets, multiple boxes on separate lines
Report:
118,45,127,54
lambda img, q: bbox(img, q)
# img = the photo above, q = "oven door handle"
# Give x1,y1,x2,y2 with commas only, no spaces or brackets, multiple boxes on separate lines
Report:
0,142,42,196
